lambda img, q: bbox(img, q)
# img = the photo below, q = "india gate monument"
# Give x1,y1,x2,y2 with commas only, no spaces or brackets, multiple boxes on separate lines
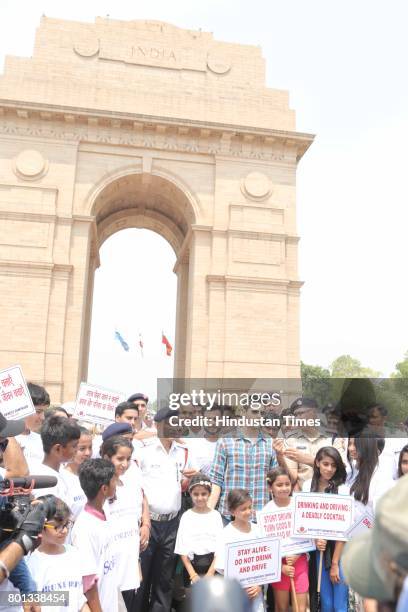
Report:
0,17,313,402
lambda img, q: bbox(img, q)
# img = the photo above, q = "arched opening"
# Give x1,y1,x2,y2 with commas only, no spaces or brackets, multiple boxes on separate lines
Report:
87,228,177,400
81,172,197,387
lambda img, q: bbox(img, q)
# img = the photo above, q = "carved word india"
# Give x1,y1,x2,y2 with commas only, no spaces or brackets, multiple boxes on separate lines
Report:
132,45,176,62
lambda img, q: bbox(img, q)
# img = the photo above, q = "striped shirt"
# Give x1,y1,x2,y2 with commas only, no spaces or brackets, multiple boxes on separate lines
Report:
209,434,277,520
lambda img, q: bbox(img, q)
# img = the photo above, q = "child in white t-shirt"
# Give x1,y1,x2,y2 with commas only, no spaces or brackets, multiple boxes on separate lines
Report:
27,496,89,612
214,489,265,612
263,468,309,612
101,436,143,611
175,472,223,586
30,416,81,507
71,458,118,612
61,427,93,521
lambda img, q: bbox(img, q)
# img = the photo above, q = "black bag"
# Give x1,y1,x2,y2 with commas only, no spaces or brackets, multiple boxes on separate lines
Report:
183,552,214,587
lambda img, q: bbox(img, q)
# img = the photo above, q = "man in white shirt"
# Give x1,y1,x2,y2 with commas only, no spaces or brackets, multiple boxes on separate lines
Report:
127,393,158,444
134,407,196,612
283,398,346,489
15,382,50,465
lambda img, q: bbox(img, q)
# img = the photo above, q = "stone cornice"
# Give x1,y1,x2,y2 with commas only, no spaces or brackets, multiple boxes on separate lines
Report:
206,274,303,292
192,224,300,243
0,99,314,162
0,260,73,278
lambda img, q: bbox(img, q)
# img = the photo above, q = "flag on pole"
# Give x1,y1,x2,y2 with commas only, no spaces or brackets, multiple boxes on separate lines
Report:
139,334,144,358
114,330,130,352
161,332,173,356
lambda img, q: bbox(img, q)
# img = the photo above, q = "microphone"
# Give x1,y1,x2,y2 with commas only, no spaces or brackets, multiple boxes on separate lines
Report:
1,476,58,490
188,577,251,612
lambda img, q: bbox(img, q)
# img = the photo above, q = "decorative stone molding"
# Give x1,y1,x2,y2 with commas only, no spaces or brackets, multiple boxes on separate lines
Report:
73,36,100,58
13,149,48,181
0,103,314,162
206,274,302,294
207,54,231,75
0,260,72,279
241,171,272,200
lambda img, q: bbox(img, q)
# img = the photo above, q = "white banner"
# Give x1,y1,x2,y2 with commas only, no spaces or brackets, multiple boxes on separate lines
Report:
225,536,281,587
257,507,315,556
0,365,35,420
73,382,126,425
345,508,374,539
292,492,354,540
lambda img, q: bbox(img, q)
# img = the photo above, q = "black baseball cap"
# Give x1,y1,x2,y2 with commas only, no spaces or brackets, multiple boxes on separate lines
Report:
154,407,179,423
290,397,318,413
0,413,25,438
128,393,149,403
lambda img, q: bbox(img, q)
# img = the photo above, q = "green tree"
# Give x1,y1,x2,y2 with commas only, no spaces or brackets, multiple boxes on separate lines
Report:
330,354,382,378
378,350,408,423
391,350,408,378
301,361,332,407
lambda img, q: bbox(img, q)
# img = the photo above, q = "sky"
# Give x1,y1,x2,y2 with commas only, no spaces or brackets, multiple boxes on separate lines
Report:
1,0,408,399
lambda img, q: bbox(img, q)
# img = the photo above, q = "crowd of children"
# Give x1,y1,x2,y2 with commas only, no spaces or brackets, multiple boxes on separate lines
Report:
1,382,408,612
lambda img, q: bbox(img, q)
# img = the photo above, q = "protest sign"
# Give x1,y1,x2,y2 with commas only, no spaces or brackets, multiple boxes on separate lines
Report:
225,536,281,587
345,508,374,540
0,365,35,420
292,492,353,540
257,507,315,556
73,382,126,425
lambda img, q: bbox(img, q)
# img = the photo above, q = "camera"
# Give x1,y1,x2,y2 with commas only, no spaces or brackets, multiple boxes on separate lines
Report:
0,476,57,543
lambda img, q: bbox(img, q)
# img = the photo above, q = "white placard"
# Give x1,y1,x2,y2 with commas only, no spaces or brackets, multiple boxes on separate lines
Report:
292,492,354,540
225,536,281,587
257,508,315,556
73,382,126,425
0,365,35,420
345,508,374,539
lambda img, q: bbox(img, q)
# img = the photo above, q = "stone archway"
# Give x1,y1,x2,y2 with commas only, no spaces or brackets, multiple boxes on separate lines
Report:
81,170,198,385
0,17,313,402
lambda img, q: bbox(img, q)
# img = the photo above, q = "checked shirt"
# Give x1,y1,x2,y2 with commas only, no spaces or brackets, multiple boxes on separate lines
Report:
209,434,277,521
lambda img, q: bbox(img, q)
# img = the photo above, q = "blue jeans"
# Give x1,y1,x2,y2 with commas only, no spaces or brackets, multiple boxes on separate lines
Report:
316,554,348,612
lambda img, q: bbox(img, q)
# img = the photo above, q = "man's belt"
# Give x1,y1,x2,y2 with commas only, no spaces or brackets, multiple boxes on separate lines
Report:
150,510,178,522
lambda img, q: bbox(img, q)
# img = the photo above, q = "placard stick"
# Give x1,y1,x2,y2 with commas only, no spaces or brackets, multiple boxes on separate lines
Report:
317,550,323,611
290,577,299,612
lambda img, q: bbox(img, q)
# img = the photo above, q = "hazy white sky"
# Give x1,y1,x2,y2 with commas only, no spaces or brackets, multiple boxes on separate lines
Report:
2,0,408,399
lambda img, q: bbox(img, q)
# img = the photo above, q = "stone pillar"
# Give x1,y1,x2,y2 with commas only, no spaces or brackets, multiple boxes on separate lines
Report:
61,217,93,401
184,228,212,378
173,258,189,378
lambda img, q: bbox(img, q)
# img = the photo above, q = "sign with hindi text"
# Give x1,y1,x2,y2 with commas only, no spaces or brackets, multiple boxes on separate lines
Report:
292,492,353,540
0,365,35,420
257,507,315,556
73,382,126,425
225,536,281,587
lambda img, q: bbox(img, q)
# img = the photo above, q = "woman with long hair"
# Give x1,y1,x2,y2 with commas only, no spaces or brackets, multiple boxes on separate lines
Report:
349,437,394,516
348,436,395,612
397,444,408,478
303,446,349,612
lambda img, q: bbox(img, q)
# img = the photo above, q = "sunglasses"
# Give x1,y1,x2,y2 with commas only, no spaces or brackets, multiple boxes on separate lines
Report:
44,520,73,533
